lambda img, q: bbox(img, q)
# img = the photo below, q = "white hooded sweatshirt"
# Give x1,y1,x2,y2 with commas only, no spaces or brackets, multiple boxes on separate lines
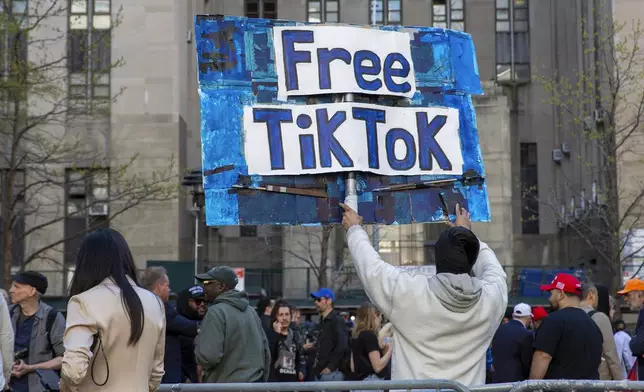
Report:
347,225,507,386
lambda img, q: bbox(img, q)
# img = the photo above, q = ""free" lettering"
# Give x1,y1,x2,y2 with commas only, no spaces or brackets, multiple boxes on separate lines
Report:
273,26,417,99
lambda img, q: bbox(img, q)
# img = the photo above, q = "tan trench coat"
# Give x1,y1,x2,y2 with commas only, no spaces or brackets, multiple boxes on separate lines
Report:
60,278,166,392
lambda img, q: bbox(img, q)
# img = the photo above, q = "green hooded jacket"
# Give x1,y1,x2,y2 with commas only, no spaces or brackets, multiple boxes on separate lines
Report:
195,290,271,383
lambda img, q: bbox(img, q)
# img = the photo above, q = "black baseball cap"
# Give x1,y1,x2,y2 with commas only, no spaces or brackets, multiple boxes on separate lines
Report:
196,266,239,287
188,285,205,299
12,271,48,295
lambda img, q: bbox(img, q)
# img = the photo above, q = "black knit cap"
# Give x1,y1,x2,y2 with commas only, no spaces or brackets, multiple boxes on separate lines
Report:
435,227,480,275
12,271,48,295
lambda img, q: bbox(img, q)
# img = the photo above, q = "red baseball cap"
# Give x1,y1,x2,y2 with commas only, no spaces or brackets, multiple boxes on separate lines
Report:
532,306,548,322
540,273,582,294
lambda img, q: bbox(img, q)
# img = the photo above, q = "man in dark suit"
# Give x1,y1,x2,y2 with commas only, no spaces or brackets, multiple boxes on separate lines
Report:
491,303,534,383
141,267,199,384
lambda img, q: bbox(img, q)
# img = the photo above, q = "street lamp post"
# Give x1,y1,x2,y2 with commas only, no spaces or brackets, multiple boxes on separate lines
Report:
182,169,205,283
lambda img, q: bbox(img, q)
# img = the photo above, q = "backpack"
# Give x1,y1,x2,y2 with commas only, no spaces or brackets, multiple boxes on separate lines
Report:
10,305,61,350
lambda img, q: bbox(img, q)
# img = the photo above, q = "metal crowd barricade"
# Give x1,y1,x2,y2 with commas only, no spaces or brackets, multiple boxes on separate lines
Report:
158,379,469,392
159,379,644,392
472,380,644,392
504,380,644,392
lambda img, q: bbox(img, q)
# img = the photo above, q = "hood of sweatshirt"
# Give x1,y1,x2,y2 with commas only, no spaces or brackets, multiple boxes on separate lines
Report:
427,273,482,313
213,289,249,312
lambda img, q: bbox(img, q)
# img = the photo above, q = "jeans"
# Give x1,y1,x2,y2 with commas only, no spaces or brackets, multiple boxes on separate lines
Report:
316,370,345,392
351,374,384,392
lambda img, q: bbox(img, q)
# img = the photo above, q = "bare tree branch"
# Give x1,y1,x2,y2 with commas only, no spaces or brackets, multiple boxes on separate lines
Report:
530,17,644,290
0,0,178,288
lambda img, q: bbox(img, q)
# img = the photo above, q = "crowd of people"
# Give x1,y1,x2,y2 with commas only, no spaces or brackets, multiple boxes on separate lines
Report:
0,203,642,391
487,279,640,383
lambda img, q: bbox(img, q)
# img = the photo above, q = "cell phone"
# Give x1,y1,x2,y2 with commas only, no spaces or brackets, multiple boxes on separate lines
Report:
36,369,60,392
438,192,449,217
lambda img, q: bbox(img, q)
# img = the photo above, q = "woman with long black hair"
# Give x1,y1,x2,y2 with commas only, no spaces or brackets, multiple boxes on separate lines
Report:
60,229,166,392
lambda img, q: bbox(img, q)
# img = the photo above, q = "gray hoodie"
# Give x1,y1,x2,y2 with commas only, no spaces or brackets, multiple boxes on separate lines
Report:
427,273,483,313
195,290,271,383
347,225,507,386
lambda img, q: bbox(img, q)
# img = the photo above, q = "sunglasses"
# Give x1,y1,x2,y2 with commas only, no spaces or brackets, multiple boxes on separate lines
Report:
315,297,328,302
193,299,205,305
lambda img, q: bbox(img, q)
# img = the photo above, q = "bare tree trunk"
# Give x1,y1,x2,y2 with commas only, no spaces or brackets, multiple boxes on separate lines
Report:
611,272,623,298
2,221,12,289
2,143,17,289
317,226,332,288
605,126,622,293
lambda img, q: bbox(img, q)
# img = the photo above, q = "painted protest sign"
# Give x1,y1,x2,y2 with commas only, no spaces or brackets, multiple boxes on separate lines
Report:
195,15,489,226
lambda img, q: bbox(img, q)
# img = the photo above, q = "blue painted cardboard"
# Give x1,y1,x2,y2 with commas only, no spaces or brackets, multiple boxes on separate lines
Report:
195,15,489,226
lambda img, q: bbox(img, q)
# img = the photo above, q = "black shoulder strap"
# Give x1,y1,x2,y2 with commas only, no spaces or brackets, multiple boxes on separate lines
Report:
45,309,60,348
9,304,17,317
588,310,598,318
46,309,59,332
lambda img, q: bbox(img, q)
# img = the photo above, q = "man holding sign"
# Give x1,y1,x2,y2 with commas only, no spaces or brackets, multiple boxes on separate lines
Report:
340,203,507,386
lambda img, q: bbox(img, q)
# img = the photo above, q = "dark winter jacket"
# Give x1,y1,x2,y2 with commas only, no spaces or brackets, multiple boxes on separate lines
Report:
312,310,349,375
176,289,204,383
162,301,199,384
629,308,644,380
491,319,534,382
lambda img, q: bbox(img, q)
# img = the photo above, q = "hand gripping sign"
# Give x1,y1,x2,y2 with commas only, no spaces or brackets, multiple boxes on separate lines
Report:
195,16,488,226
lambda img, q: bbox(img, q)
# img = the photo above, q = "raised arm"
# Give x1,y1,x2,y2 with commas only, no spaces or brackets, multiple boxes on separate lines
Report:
342,202,436,319
345,223,404,319
470,240,508,315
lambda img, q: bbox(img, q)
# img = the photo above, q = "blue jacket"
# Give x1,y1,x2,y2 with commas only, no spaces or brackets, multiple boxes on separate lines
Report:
161,302,200,383
491,320,534,383
629,308,644,380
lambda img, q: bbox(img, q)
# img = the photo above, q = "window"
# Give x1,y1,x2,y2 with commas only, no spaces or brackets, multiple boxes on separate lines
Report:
307,0,339,23
432,0,465,31
68,0,112,113
370,0,401,25
64,168,109,264
520,143,539,234
0,1,28,80
244,0,277,19
496,0,530,82
240,225,258,237
0,169,26,267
